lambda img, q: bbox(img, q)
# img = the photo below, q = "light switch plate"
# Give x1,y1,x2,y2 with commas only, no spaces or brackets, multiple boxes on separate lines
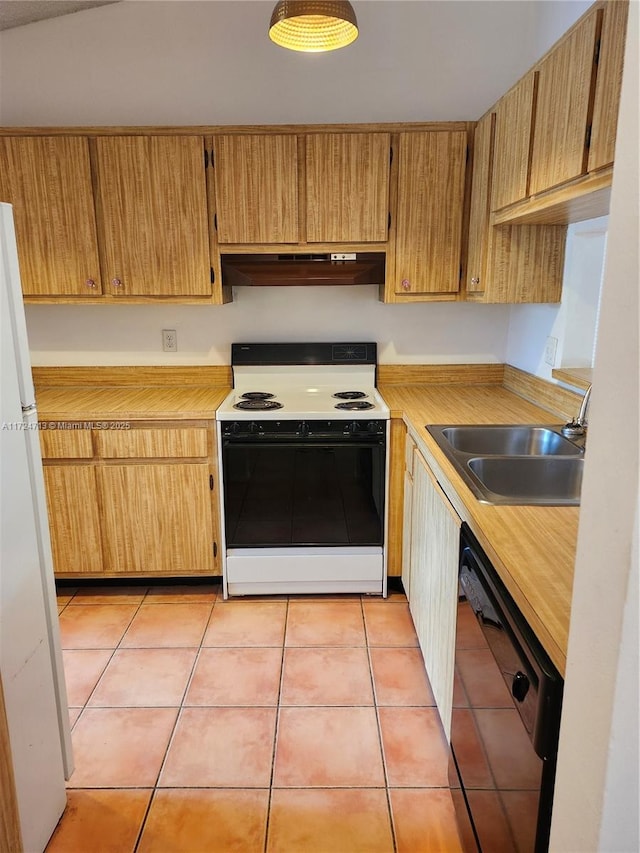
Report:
544,336,558,366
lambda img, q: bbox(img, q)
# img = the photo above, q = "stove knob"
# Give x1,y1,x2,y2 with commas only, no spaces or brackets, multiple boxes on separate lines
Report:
367,421,381,433
227,422,241,435
249,422,258,433
348,421,360,435
298,422,310,437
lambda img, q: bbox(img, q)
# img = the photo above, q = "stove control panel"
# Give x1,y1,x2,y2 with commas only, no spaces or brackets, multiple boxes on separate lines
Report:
221,419,386,440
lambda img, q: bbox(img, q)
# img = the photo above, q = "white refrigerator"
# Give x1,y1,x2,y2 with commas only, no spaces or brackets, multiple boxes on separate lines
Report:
0,202,73,851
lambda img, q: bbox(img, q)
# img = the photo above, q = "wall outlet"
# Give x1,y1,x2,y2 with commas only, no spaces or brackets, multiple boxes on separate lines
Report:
544,336,558,366
162,329,177,352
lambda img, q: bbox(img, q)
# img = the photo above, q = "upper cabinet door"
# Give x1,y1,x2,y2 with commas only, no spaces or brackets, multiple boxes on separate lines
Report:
305,133,390,243
529,9,599,195
95,136,211,297
0,136,102,297
466,113,495,294
213,134,299,244
491,72,536,211
588,0,629,171
394,131,467,295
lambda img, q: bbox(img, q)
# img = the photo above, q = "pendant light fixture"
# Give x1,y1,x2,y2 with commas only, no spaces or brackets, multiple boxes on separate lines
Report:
269,1,359,53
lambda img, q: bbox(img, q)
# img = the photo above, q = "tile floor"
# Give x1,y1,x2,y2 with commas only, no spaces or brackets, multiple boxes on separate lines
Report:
49,583,464,852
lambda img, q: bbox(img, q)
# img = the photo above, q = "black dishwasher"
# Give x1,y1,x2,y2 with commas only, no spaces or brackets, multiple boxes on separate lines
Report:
449,524,564,853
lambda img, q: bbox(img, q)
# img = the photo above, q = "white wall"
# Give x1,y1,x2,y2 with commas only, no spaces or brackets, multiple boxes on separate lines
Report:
0,0,538,366
506,217,607,381
25,290,511,366
550,1,639,848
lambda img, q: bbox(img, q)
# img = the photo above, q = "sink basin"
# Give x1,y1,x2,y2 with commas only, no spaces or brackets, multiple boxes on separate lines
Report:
467,457,584,505
440,425,583,456
425,424,584,506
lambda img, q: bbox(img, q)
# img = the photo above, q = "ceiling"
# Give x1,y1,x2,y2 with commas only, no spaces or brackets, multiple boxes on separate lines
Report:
0,0,119,31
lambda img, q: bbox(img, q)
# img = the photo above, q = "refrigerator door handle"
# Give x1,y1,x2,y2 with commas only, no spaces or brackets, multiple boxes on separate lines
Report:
21,403,37,415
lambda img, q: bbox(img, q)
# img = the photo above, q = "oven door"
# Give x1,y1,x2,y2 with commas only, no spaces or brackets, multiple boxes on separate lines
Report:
222,436,385,548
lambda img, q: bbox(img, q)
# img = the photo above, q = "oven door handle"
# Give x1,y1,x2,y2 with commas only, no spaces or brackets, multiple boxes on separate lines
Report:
222,439,385,449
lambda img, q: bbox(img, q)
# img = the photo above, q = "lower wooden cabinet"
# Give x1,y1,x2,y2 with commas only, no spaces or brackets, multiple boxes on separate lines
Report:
40,421,221,578
404,435,461,738
43,465,103,575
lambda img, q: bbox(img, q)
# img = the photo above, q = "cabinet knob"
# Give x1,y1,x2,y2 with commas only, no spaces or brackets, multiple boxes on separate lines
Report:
401,279,411,291
470,277,480,285
85,278,97,289
111,278,123,288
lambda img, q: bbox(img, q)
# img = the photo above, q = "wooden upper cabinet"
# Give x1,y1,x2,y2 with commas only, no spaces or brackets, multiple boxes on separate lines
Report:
213,134,298,244
588,0,629,171
394,131,467,295
529,9,599,195
491,72,536,211
466,113,495,293
305,133,390,242
95,136,211,297
0,136,102,297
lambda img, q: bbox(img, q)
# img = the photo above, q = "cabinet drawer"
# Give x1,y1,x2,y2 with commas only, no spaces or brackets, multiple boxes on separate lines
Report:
39,428,93,459
97,428,209,459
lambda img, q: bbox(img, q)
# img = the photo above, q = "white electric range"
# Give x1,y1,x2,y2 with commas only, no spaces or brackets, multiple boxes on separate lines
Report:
216,343,390,597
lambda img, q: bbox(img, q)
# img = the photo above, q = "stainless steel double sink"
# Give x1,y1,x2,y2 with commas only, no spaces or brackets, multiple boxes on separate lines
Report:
425,425,585,506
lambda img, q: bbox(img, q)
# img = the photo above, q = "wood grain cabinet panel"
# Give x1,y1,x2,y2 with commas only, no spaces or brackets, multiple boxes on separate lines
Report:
408,448,461,739
305,133,390,242
95,136,212,297
467,112,495,293
529,9,600,195
491,72,536,211
394,131,467,296
43,465,103,574
98,463,215,574
97,427,209,459
213,134,299,244
39,428,93,459
588,0,629,171
0,136,102,297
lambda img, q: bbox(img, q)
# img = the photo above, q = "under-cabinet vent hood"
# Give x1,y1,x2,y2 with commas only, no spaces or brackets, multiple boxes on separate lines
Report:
221,253,385,287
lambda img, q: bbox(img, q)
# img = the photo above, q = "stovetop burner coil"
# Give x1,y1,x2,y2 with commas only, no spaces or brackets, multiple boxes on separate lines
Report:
333,391,368,400
234,399,283,411
335,400,375,411
240,392,275,400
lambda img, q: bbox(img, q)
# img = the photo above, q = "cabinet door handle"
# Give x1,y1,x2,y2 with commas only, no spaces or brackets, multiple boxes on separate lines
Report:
111,278,123,288
470,276,480,285
401,279,411,291
85,278,97,289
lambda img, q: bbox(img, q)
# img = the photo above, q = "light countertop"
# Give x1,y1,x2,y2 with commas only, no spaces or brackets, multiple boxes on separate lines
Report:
379,382,578,676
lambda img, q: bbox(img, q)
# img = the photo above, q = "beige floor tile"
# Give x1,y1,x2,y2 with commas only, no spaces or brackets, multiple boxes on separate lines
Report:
58,605,139,650
144,583,219,603
121,603,212,648
159,707,277,788
71,586,148,605
88,648,197,707
46,789,152,853
62,649,113,706
267,788,394,853
273,706,385,787
137,788,269,853
370,647,435,706
67,707,177,788
363,601,419,647
185,647,282,706
378,707,449,787
390,788,464,852
202,600,287,647
280,647,373,706
285,600,366,647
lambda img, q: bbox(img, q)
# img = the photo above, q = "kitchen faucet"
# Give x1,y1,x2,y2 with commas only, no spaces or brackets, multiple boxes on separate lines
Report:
561,383,592,438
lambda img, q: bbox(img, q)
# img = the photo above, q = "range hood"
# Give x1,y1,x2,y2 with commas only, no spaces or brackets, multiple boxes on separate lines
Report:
221,253,385,287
